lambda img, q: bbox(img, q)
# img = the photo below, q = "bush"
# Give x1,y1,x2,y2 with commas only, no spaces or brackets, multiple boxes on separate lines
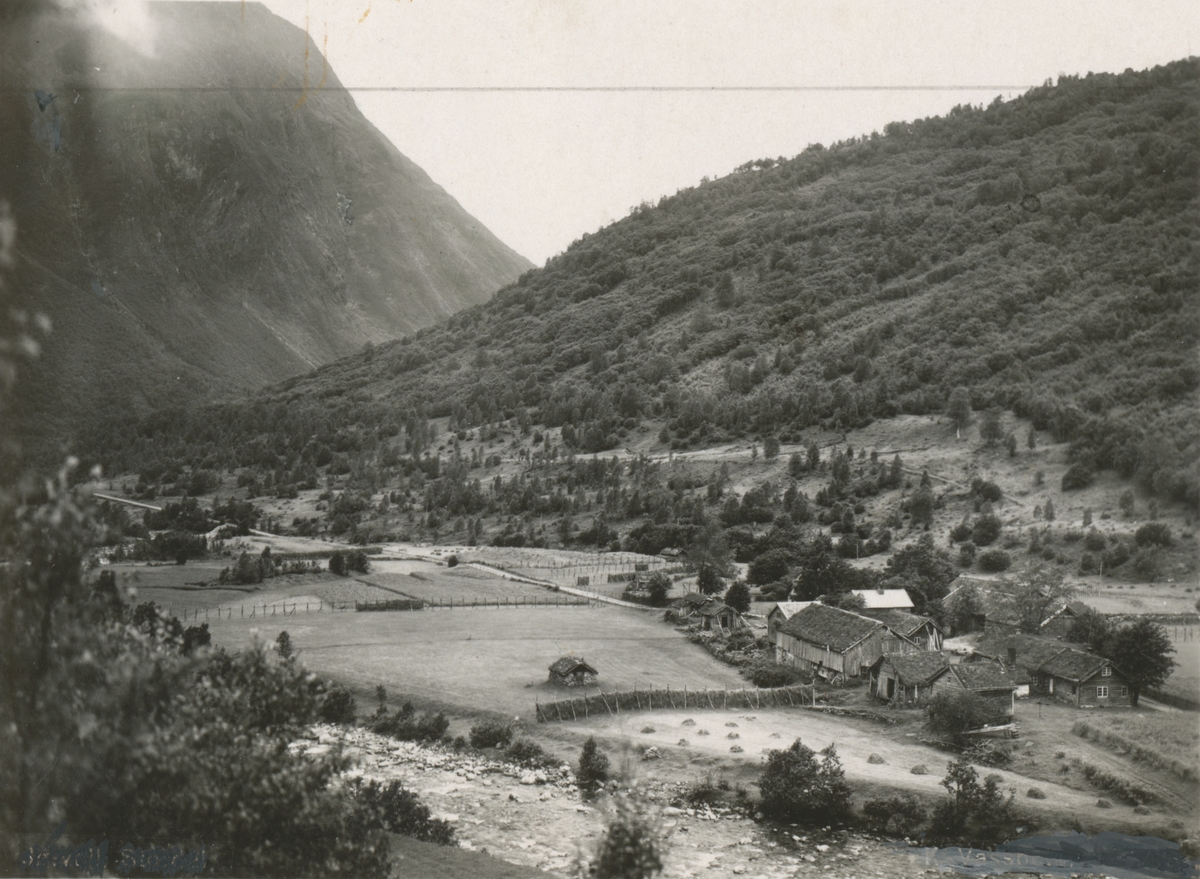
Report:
506,738,558,769
591,793,666,879
971,515,1002,547
972,480,1002,503
862,794,926,836
957,542,976,567
758,739,851,824
742,657,807,688
329,549,371,576
469,720,513,749
578,736,611,791
927,691,993,744
351,779,456,845
949,522,974,543
1135,522,1173,548
930,759,1024,847
370,702,449,742
1061,464,1095,491
319,685,358,724
977,549,1012,572
446,554,459,567
1084,528,1107,552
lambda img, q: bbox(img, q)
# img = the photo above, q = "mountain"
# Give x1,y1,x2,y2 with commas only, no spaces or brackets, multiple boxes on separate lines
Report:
80,60,1198,505
0,1,531,444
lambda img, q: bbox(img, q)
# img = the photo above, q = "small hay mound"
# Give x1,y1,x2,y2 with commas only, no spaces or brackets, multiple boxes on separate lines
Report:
1133,805,1151,815
727,732,740,740
640,726,656,734
677,739,689,747
681,718,696,727
697,729,710,736
725,722,739,728
1027,788,1047,800
1097,798,1113,809
867,753,886,765
730,745,744,753
910,765,928,775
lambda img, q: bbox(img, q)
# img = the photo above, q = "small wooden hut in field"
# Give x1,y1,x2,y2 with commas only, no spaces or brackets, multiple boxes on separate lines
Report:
549,656,598,686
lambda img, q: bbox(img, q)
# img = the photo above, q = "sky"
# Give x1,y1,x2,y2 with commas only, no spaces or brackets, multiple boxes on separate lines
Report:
96,0,1198,265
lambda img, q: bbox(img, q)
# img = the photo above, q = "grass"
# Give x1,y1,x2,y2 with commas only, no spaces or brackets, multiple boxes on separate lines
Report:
203,604,747,718
359,560,557,604
1159,635,1200,702
1080,711,1200,769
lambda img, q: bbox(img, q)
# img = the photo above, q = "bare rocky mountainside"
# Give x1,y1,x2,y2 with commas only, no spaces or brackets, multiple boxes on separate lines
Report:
0,1,531,446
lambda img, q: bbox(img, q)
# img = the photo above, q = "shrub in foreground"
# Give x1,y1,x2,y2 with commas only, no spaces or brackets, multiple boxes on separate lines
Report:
370,702,449,742
350,779,456,845
862,794,926,836
758,739,851,824
469,720,514,749
319,685,358,724
591,792,666,879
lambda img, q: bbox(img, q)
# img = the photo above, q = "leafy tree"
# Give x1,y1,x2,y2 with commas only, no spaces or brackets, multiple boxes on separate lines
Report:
591,792,666,879
1135,522,1172,548
1043,498,1055,521
807,441,821,471
930,759,1021,846
645,571,671,607
882,534,954,616
824,591,867,612
946,388,973,438
910,484,936,529
1004,433,1018,457
276,630,294,659
1012,568,1075,633
724,580,751,614
763,435,781,461
944,585,983,634
577,737,610,791
927,692,993,743
1064,607,1112,653
1119,489,1136,518
759,739,851,824
1061,462,1095,491
747,547,797,586
1104,619,1177,707
971,514,1002,546
696,563,724,596
979,408,1005,447
977,549,1011,572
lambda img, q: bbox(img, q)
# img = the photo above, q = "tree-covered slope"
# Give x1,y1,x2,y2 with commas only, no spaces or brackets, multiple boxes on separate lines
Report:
81,60,1199,503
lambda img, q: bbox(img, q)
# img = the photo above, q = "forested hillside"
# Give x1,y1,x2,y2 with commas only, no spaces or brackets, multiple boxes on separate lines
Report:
80,60,1198,506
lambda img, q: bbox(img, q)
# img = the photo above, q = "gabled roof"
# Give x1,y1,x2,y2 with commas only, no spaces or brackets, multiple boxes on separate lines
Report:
549,656,597,676
860,609,942,638
880,651,950,686
1037,648,1108,683
851,588,914,610
974,632,1071,672
673,592,712,609
779,604,891,653
768,601,815,618
698,602,737,618
950,660,1016,692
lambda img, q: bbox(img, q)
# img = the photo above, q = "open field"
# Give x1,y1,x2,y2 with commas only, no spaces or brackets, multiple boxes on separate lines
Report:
203,604,747,718
359,559,562,604
1078,710,1200,770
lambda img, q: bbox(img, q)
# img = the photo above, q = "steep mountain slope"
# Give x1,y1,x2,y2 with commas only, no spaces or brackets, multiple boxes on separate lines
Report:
0,1,531,443
82,61,1198,504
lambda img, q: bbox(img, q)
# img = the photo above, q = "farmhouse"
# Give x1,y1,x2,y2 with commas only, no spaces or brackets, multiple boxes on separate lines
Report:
858,608,944,651
774,603,923,682
870,651,950,705
851,588,914,610
668,594,746,631
548,656,597,687
1032,648,1132,708
765,601,816,638
943,576,1088,637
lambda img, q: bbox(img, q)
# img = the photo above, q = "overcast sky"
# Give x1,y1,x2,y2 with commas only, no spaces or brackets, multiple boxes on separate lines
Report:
115,1,1198,264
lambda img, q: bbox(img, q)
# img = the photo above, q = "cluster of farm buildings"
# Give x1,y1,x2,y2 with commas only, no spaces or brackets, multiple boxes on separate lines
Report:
664,577,1134,724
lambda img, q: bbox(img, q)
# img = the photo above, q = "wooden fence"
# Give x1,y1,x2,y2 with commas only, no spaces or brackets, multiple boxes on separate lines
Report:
355,595,593,612
177,601,353,621
534,683,815,722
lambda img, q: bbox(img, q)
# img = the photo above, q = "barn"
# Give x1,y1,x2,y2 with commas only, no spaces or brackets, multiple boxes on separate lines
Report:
774,604,922,682
870,651,950,705
935,659,1018,720
765,601,816,639
548,656,598,687
859,608,944,651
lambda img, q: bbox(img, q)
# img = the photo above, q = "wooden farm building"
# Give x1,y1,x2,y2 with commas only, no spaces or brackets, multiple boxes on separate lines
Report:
870,652,950,705
765,601,816,638
1032,647,1132,708
969,632,1130,708
548,656,597,686
943,576,1089,638
859,609,944,651
668,594,745,631
773,604,924,682
852,588,914,610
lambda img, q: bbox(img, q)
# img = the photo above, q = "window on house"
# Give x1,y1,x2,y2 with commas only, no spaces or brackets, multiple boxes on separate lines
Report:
1070,683,1077,695
1118,686,1128,697
1101,667,1112,676
1097,686,1109,698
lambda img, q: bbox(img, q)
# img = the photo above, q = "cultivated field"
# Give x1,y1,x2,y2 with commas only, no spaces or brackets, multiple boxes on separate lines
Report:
1079,710,1200,769
203,604,747,718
